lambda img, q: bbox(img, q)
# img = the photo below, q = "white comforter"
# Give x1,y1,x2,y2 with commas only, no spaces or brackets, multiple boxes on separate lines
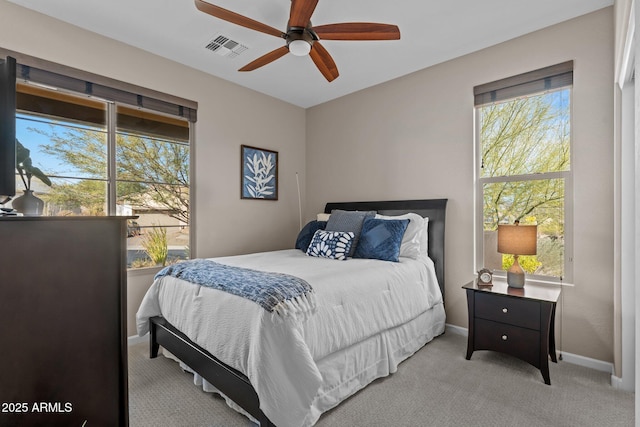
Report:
137,249,443,427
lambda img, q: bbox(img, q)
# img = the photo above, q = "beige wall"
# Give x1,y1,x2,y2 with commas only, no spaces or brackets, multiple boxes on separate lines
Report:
0,1,306,336
306,8,615,362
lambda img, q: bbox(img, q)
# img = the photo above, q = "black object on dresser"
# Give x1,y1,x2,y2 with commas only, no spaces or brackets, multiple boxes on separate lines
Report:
0,216,131,426
463,280,561,385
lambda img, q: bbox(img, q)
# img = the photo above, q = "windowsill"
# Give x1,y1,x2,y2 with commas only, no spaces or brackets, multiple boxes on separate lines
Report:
127,265,164,277
487,273,574,287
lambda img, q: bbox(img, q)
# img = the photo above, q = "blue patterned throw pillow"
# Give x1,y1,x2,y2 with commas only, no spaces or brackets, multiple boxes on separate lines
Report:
325,210,376,257
306,230,355,261
295,220,327,251
353,217,410,262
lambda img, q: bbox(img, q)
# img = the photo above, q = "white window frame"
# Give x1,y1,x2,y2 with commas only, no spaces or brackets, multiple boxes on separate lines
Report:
474,78,574,285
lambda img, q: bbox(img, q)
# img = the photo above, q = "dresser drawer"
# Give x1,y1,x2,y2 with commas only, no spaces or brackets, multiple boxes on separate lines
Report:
475,292,540,330
474,318,541,367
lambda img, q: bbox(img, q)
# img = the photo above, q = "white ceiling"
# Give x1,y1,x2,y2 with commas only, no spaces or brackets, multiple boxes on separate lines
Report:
8,0,612,108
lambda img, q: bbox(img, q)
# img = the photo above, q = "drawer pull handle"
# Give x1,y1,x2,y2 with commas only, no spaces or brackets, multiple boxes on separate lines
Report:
502,308,508,313
501,335,508,341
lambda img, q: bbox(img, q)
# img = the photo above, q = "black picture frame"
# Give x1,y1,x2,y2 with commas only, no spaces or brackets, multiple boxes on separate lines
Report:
241,145,278,200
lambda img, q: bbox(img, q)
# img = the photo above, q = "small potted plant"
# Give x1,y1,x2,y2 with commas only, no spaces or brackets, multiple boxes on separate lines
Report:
12,139,52,215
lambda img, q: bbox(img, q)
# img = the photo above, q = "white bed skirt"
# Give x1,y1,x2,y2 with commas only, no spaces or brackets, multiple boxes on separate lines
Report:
164,302,446,426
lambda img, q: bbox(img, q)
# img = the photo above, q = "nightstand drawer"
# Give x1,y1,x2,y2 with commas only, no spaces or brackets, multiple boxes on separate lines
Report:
475,292,540,330
475,318,541,367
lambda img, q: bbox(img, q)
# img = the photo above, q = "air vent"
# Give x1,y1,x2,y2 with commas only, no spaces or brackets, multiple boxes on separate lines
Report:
205,34,248,59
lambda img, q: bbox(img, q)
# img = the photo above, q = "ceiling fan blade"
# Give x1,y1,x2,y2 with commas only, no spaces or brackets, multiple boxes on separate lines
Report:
238,46,290,72
289,0,319,28
309,42,339,82
195,0,284,38
312,23,401,40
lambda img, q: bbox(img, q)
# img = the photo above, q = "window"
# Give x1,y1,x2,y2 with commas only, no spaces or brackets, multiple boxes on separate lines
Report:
10,57,196,269
475,62,573,282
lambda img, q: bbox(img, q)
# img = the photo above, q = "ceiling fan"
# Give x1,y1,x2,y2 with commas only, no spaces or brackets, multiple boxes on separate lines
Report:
195,0,400,82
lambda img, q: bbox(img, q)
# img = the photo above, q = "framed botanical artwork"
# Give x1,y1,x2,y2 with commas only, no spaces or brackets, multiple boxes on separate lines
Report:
241,145,278,200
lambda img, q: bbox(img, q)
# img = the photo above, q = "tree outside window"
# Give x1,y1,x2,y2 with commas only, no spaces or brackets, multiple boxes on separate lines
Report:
477,88,571,280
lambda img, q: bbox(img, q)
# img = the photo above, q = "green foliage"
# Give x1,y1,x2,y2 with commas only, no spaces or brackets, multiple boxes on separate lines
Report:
501,254,542,274
142,226,168,266
36,127,189,223
114,133,190,223
41,179,106,215
481,91,569,229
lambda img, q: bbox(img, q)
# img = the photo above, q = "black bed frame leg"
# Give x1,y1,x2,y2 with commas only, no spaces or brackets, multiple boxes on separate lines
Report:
258,415,276,427
150,321,159,359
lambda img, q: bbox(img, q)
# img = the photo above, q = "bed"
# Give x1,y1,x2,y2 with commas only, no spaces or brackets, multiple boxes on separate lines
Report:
137,199,447,427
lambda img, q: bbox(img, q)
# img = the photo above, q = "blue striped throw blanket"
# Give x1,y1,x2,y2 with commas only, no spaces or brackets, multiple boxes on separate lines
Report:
155,259,316,321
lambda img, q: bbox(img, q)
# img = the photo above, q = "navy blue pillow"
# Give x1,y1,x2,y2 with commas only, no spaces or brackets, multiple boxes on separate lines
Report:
353,218,410,262
295,220,327,251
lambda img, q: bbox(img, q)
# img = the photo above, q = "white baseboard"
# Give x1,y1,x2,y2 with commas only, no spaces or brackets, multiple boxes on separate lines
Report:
445,323,468,336
445,323,614,375
128,334,148,346
558,351,613,374
610,374,635,391
611,375,623,389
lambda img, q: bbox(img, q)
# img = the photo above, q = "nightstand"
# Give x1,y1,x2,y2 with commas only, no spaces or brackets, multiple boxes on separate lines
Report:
463,280,561,385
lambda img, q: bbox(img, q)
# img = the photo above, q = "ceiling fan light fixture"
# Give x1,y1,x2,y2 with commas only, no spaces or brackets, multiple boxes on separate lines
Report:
194,1,400,82
288,39,311,56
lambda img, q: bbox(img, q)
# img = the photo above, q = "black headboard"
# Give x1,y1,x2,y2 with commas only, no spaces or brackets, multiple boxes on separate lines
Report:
324,199,448,298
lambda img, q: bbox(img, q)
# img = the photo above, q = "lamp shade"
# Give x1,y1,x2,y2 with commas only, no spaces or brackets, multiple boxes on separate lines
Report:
497,224,537,255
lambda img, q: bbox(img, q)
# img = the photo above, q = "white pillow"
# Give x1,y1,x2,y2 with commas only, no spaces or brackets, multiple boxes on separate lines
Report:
420,217,429,258
317,213,331,221
375,213,426,260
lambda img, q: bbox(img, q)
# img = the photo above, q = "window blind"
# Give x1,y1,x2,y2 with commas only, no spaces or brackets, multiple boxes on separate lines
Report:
474,60,573,106
0,48,197,122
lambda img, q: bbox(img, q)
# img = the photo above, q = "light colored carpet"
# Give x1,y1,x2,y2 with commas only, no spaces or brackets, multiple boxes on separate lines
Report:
128,332,634,427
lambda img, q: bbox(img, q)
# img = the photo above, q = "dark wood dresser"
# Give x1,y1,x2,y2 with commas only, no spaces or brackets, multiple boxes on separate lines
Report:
0,216,130,426
463,280,561,385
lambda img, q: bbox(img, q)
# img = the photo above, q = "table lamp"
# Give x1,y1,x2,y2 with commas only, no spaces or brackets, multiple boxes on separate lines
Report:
497,222,537,288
